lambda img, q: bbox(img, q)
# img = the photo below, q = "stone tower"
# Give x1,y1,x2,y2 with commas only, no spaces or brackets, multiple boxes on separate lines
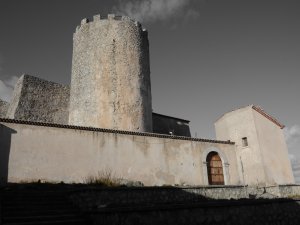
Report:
69,14,152,132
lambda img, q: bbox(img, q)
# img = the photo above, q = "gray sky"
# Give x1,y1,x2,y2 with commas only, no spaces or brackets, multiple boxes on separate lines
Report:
0,0,299,182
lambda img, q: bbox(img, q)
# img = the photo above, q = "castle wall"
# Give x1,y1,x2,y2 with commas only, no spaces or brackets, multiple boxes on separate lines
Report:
6,75,70,124
0,99,9,117
253,109,294,184
69,15,152,132
0,120,240,186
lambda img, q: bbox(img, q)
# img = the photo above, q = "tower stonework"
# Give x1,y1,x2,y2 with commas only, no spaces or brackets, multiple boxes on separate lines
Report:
6,74,70,124
69,14,152,132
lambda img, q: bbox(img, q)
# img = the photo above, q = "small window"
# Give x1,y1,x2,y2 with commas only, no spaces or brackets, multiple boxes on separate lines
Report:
242,137,248,147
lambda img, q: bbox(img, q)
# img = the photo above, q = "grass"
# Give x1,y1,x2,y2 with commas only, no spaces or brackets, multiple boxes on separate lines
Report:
85,170,121,187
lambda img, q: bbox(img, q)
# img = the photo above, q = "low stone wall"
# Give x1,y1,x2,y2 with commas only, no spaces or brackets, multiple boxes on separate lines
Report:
69,185,300,225
87,200,300,225
265,185,300,197
70,185,300,211
70,186,246,210
2,183,300,225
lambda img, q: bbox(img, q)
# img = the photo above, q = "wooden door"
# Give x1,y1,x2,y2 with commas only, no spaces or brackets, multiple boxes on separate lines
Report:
207,152,224,185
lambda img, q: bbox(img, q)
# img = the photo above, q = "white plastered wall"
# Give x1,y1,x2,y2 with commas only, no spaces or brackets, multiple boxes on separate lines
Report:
0,122,241,186
253,110,294,184
215,105,295,186
215,106,267,186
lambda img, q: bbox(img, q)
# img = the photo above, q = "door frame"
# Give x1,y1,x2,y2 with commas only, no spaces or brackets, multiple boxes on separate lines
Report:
202,147,230,185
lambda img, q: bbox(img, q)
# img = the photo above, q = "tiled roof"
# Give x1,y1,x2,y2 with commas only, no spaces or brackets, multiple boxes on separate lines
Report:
252,105,285,129
0,118,234,145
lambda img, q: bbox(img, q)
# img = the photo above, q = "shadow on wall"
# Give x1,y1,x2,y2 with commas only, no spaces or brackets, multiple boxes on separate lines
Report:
69,186,300,225
1,183,300,224
0,125,16,185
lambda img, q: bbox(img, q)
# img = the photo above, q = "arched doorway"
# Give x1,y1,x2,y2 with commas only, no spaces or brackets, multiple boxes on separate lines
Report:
206,152,224,185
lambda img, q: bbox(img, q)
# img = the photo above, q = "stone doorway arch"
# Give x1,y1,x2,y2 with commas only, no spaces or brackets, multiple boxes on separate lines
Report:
202,147,230,185
206,152,224,185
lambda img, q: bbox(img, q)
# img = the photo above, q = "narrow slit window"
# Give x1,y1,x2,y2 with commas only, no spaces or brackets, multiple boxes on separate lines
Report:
242,137,248,147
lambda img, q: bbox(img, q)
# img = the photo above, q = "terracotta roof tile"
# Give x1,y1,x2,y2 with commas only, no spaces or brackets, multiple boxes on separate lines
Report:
252,105,285,129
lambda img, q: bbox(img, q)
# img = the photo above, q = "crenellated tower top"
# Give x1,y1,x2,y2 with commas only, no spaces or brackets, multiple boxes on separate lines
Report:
75,14,147,33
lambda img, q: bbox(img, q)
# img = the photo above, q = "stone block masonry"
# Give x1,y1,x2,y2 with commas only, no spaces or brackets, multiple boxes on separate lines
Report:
84,199,300,225
0,99,9,117
6,74,70,124
70,185,300,208
69,14,153,132
69,185,300,225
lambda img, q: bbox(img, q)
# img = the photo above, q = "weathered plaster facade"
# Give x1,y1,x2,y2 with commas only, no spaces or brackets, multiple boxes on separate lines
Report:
69,15,152,132
6,75,70,124
0,119,239,186
215,105,294,186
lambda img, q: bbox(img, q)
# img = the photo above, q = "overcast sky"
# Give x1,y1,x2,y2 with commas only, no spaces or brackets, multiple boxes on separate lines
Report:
0,0,299,182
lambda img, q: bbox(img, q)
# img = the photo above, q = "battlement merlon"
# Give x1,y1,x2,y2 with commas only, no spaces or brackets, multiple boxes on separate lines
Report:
74,14,146,33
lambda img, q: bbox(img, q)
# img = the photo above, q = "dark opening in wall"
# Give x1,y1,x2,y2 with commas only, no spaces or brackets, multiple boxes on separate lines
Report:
242,137,248,147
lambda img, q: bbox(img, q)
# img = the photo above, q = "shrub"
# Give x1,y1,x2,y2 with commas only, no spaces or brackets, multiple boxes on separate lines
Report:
85,170,121,187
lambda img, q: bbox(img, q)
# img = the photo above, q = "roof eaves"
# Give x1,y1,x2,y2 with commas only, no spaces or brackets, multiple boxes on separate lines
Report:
0,118,234,145
252,105,285,129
